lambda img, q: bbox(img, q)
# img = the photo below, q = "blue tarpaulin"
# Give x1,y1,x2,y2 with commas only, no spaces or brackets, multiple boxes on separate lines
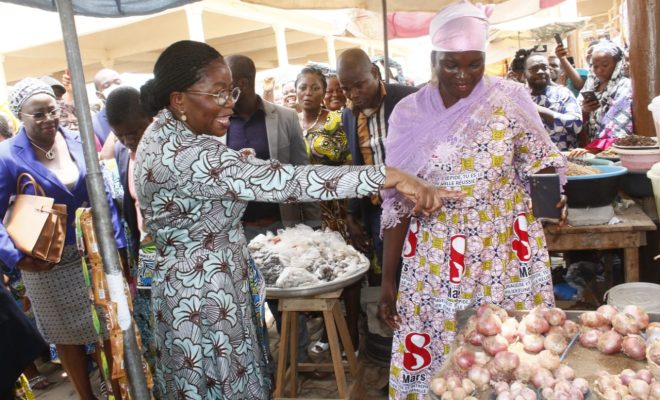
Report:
1,0,199,17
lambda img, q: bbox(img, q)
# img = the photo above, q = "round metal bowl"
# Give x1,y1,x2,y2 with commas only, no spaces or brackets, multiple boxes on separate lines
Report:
266,262,369,298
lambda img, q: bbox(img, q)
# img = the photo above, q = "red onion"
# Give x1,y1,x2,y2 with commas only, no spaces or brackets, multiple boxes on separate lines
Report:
572,377,589,395
476,303,509,320
451,387,467,399
647,322,660,344
468,330,484,346
578,311,609,328
621,335,646,361
544,333,568,355
467,365,490,390
648,340,660,365
623,305,650,330
601,390,622,400
578,328,601,348
514,359,537,383
493,351,520,373
635,368,653,384
482,334,509,356
474,351,490,366
568,386,585,400
597,330,622,354
597,304,618,321
501,317,519,344
612,312,641,335
477,312,503,336
650,381,660,399
554,365,575,381
523,314,550,335
495,391,513,400
562,320,579,338
446,374,462,391
492,381,510,395
519,387,538,400
545,307,567,326
537,350,560,371
522,333,545,353
548,325,566,337
629,378,650,399
461,378,475,394
619,369,636,385
430,377,447,396
541,387,554,399
531,367,555,389
531,305,550,317
452,347,476,371
554,379,572,394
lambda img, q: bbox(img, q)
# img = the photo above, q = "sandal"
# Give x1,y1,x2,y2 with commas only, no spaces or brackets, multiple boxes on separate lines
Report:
310,340,329,354
28,375,54,390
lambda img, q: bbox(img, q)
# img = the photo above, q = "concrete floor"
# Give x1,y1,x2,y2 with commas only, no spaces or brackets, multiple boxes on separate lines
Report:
32,308,391,400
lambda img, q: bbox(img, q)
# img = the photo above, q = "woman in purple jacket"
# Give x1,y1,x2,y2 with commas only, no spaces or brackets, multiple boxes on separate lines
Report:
0,78,127,400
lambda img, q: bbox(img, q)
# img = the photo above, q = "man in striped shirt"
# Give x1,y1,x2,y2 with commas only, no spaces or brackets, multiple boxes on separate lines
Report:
338,48,418,277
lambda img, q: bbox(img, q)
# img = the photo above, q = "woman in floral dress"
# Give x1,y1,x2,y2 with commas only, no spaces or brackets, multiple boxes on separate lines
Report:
376,4,566,399
135,40,458,399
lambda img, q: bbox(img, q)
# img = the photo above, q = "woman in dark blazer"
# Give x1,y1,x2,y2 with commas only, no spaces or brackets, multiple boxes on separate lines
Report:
0,78,127,400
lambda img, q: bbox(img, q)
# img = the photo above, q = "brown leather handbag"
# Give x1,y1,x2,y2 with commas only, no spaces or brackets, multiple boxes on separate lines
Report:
3,173,67,266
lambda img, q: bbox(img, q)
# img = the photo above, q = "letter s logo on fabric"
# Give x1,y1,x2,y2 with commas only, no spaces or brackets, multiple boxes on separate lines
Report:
402,218,420,258
511,213,531,262
448,234,466,284
403,332,432,372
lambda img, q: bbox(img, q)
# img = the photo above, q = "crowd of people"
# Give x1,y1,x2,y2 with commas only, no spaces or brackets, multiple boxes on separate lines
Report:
0,0,636,399
507,37,633,155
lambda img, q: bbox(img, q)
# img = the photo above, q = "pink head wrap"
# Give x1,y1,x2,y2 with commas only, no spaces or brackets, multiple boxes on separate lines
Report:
429,1,494,52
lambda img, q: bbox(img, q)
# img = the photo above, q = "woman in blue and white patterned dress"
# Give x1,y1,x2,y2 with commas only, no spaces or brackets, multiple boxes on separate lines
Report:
135,40,459,399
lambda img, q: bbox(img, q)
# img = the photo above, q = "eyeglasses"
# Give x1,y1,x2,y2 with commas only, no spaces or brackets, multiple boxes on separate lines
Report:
186,87,241,106
21,108,61,121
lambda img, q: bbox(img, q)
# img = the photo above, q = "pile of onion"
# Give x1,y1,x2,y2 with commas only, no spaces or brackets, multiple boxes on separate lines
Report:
594,369,659,400
577,306,654,361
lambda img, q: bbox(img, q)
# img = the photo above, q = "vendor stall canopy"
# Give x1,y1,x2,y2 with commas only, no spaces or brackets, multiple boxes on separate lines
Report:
1,0,200,17
242,0,509,12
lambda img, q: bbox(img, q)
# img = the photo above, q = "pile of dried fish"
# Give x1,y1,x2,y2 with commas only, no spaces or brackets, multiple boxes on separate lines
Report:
248,225,369,288
615,135,658,147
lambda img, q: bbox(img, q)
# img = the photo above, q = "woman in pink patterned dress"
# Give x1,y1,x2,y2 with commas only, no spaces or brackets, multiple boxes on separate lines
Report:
376,3,567,399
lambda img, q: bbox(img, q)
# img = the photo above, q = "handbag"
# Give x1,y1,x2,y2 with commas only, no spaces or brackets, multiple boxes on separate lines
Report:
3,173,67,266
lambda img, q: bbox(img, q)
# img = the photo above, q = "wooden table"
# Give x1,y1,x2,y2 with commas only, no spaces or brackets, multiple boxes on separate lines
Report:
543,205,656,282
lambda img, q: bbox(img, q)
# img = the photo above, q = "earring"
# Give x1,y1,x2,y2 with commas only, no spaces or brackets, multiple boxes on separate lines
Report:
180,110,187,122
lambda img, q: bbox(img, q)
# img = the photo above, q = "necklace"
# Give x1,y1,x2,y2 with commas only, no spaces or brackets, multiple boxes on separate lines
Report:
29,140,55,160
301,111,322,134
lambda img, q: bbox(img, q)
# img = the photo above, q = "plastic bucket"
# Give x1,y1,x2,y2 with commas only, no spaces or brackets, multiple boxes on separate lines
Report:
648,96,660,142
604,282,660,312
646,162,660,218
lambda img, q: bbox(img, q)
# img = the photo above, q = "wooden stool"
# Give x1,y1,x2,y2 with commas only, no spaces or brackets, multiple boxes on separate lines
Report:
273,289,358,399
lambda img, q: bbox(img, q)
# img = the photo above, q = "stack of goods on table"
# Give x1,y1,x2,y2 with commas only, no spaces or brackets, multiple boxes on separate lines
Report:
428,304,660,399
248,224,369,289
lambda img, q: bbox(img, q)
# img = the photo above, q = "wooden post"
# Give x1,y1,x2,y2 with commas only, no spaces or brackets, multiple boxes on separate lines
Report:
626,0,660,137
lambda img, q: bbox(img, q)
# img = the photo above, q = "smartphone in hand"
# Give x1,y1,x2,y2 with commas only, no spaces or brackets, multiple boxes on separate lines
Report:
554,33,563,46
582,90,598,103
529,174,561,220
